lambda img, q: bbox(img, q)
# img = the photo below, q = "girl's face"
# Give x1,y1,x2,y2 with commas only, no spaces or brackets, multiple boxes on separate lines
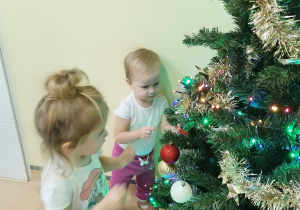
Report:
75,122,108,156
127,69,160,108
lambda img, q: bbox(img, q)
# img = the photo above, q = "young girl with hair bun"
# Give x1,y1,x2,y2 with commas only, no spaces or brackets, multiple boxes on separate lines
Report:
35,68,135,210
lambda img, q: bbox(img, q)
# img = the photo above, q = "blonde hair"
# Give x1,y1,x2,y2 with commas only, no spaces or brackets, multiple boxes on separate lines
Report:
35,68,108,166
124,48,160,79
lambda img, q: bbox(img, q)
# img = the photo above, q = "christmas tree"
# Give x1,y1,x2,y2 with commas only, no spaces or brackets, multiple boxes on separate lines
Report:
151,0,300,209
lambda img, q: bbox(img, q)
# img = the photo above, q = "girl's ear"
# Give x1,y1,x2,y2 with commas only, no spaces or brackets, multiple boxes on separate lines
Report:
61,141,75,154
126,78,133,88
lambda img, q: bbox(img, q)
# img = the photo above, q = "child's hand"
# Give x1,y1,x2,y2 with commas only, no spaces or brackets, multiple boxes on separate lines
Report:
140,126,156,139
95,183,127,210
119,144,135,168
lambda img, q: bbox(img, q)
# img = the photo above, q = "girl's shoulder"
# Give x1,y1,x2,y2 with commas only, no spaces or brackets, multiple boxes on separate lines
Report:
41,158,71,185
40,166,73,209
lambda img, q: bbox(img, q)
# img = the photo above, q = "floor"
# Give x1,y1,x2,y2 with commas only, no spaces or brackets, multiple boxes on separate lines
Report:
0,170,141,210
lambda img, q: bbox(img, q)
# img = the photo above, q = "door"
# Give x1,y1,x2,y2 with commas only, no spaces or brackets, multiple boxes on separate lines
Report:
0,41,29,181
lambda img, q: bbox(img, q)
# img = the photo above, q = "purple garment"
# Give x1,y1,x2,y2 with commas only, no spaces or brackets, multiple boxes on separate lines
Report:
109,143,155,200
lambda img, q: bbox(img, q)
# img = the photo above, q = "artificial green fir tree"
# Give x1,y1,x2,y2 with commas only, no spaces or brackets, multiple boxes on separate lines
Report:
151,0,300,209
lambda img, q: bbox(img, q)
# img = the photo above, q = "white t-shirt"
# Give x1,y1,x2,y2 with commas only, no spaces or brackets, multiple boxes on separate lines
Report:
114,92,168,155
40,153,109,210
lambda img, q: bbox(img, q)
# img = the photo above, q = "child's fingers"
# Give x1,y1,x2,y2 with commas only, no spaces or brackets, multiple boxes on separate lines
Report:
125,145,135,159
148,126,157,131
119,145,135,167
140,127,156,139
126,144,134,151
125,145,135,155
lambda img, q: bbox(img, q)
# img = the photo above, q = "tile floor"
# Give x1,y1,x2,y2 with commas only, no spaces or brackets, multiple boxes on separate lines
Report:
0,170,141,210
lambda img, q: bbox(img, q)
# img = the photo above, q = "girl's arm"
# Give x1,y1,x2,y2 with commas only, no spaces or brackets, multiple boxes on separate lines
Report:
99,145,135,173
114,115,156,143
114,116,138,144
160,115,170,131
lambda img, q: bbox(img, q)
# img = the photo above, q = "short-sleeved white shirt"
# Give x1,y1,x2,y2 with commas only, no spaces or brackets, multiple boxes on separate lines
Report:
40,153,109,210
114,92,168,155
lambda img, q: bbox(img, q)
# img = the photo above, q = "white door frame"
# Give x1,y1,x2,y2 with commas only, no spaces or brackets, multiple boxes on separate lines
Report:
0,35,30,181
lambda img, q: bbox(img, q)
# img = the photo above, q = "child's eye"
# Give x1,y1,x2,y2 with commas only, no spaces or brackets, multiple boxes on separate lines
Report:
154,82,159,86
142,86,149,89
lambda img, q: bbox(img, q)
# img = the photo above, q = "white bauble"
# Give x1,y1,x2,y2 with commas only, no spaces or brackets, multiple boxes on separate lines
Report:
170,181,192,203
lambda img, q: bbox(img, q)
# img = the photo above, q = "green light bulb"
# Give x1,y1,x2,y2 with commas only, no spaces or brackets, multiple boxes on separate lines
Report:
182,76,194,86
203,118,209,125
287,126,293,133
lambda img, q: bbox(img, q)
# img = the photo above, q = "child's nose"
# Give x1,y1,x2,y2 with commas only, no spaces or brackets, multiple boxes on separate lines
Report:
149,86,155,93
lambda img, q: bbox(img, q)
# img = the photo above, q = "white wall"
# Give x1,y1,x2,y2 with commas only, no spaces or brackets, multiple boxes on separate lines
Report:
0,0,234,169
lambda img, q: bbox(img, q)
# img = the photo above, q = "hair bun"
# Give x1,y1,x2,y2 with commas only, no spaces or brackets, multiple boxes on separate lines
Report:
44,68,88,99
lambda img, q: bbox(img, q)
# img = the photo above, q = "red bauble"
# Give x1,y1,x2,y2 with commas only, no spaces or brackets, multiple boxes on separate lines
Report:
160,143,180,164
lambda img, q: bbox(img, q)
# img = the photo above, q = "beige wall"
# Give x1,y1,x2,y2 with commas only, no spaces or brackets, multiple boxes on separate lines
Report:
0,0,234,170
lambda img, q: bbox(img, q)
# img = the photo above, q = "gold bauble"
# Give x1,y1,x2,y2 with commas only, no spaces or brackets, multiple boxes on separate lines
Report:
158,160,176,176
